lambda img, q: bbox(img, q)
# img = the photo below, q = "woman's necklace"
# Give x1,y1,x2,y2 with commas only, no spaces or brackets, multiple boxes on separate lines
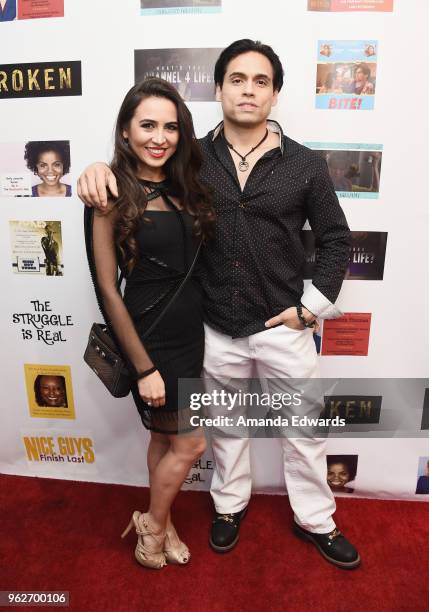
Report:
224,128,269,172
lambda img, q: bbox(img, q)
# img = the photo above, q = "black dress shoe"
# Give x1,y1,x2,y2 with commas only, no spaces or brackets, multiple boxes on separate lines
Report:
293,523,360,569
209,506,248,553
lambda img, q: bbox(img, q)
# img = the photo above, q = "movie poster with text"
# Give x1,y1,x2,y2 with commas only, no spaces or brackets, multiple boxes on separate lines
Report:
0,141,71,197
308,0,393,11
141,0,221,15
304,143,382,199
321,313,372,356
24,363,75,419
18,0,64,19
0,62,81,99
135,48,221,101
9,220,64,275
302,231,387,280
316,40,378,110
22,430,97,475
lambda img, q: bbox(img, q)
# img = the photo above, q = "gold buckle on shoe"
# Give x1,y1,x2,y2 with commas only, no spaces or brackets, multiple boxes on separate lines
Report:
219,514,234,524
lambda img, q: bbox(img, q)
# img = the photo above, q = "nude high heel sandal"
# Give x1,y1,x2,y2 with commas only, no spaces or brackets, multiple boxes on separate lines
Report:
164,526,191,565
121,511,167,569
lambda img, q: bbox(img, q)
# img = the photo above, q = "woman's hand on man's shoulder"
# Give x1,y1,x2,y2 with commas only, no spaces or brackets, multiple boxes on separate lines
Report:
77,162,118,209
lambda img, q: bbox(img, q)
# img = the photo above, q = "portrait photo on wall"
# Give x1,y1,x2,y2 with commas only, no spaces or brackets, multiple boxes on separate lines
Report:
0,0,16,21
308,0,393,11
9,220,64,276
416,457,429,494
135,48,221,101
17,0,64,19
327,454,358,494
302,230,388,280
316,40,378,110
141,0,221,15
24,363,75,419
0,141,71,197
304,143,383,198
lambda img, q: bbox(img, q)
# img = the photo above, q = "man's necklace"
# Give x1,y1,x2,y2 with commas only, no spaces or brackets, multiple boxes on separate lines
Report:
224,128,269,172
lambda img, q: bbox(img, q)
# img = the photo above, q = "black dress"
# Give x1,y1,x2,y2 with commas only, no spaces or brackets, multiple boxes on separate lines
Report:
122,181,204,434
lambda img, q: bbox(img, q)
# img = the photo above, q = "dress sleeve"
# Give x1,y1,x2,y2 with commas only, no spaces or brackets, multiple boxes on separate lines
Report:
92,207,155,377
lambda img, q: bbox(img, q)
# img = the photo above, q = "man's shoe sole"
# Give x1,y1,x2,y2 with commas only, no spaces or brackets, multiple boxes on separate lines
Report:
209,506,248,553
293,524,361,569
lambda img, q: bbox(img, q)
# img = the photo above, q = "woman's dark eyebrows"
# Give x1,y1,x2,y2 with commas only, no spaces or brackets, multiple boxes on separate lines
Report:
138,119,178,124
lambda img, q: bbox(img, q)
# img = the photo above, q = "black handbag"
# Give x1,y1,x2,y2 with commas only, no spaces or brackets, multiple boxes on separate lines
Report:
83,206,202,398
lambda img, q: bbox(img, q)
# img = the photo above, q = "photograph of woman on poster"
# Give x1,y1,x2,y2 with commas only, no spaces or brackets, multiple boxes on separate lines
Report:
34,375,68,408
327,455,358,493
24,141,72,197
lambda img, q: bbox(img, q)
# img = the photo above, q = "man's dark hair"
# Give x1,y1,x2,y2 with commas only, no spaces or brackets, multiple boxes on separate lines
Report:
354,63,371,78
214,39,284,92
24,141,71,175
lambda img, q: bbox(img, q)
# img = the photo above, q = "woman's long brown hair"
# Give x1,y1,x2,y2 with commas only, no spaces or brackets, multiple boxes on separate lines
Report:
110,77,215,273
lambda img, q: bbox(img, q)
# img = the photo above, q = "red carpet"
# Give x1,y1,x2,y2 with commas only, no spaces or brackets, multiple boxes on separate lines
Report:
0,474,428,612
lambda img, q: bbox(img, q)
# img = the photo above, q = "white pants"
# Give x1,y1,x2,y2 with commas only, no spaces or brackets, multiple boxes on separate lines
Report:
202,323,336,534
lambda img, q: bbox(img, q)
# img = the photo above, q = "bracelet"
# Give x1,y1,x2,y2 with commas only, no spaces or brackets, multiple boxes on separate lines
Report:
296,304,316,328
136,366,158,380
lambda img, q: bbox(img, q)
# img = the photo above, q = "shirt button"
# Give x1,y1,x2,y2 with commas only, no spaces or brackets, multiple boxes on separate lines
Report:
233,290,239,296
233,260,240,268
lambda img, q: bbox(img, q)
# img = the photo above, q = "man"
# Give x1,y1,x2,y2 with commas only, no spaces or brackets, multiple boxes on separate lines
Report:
41,224,61,276
78,39,359,569
347,63,374,95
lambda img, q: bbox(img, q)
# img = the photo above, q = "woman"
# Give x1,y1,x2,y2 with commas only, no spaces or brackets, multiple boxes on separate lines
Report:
34,375,68,408
90,78,214,569
24,141,72,197
327,455,358,494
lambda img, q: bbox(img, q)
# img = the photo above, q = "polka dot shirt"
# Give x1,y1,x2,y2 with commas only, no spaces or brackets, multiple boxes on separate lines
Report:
198,120,351,338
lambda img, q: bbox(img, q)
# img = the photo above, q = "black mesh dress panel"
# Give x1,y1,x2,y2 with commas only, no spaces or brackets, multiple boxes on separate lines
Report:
93,180,204,434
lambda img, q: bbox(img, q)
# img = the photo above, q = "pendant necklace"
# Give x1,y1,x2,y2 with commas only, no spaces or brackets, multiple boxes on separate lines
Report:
224,128,269,172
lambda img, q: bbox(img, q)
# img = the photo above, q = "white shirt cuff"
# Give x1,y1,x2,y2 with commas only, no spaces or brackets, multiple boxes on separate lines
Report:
300,284,343,319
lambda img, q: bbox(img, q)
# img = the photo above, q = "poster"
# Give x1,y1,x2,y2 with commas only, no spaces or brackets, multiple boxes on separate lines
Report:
302,231,388,281
322,395,382,424
321,313,372,356
415,457,429,494
135,48,221,101
24,363,75,420
0,141,71,197
304,142,382,198
141,0,221,15
421,389,429,430
316,40,378,110
9,220,64,276
0,62,81,99
308,0,393,11
21,430,97,475
326,454,358,494
0,0,16,21
18,0,64,19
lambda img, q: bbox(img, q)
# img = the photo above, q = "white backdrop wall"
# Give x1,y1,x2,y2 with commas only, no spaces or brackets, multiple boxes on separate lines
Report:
1,0,428,502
